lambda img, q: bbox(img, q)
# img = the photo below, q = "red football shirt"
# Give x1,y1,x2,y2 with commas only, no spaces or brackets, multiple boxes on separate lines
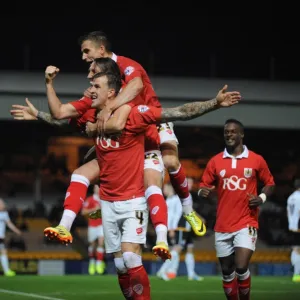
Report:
68,107,96,133
69,85,160,152
113,53,161,108
83,194,102,227
94,105,162,201
199,146,275,232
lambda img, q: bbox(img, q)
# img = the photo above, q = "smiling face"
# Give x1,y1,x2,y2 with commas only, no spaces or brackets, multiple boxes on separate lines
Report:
224,122,244,149
89,75,112,109
81,40,105,63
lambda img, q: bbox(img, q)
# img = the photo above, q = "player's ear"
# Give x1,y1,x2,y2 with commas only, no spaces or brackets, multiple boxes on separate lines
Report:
108,88,115,98
240,132,244,139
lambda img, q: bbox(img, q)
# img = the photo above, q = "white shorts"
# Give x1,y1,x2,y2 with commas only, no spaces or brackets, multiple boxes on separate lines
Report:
87,225,104,243
215,227,258,257
100,197,149,254
157,122,179,145
144,150,165,178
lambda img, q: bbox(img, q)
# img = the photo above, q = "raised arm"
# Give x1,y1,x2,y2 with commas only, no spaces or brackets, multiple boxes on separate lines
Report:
45,66,80,119
161,85,241,122
11,98,71,130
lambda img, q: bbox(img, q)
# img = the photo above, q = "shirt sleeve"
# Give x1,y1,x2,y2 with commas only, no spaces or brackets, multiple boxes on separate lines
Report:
122,61,144,83
127,105,162,133
199,158,217,188
69,97,92,116
257,155,275,186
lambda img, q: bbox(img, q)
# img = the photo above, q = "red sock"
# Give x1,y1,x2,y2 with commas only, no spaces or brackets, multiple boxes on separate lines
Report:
96,247,104,261
222,277,239,300
146,192,167,228
169,165,189,199
128,266,151,299
118,273,133,300
237,273,251,300
63,174,89,214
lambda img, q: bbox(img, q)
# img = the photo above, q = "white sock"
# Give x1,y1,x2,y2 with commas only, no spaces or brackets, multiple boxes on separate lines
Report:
155,224,168,245
181,194,193,215
168,250,180,274
59,209,77,231
1,254,10,273
89,258,95,265
185,252,195,278
157,258,172,275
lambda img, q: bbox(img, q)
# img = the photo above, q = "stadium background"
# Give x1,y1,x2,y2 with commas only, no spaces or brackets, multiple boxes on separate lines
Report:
0,11,300,299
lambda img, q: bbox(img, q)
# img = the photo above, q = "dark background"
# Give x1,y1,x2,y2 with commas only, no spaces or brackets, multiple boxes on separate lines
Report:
1,9,299,80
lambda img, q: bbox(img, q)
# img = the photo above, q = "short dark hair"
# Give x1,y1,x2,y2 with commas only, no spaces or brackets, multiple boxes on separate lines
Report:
225,118,244,133
92,71,122,95
93,57,122,79
78,30,112,52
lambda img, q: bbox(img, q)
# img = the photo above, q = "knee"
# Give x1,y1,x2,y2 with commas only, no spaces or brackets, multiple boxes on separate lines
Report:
235,267,248,275
163,155,180,171
123,252,142,269
222,265,235,276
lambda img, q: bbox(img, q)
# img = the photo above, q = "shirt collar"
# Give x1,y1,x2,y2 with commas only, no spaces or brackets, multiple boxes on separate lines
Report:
223,145,249,158
111,52,117,62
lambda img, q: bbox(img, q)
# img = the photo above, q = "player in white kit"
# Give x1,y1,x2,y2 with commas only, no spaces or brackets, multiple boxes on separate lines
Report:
0,199,22,276
287,178,300,283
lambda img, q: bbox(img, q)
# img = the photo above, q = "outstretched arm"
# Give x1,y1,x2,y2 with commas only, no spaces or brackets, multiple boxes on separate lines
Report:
160,85,241,122
161,98,218,122
37,111,70,129
11,98,71,130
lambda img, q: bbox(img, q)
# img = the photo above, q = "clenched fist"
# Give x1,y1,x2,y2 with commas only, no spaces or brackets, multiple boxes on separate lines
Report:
45,65,60,82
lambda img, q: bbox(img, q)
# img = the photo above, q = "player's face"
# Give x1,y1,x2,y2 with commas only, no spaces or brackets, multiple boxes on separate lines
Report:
224,123,243,148
90,76,113,109
81,40,104,63
87,61,101,79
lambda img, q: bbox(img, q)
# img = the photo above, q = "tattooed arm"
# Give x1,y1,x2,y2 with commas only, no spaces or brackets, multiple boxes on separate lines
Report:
37,111,70,129
160,85,241,122
161,98,218,122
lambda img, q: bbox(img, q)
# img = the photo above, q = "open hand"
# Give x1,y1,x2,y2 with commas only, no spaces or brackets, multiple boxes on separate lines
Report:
216,85,241,107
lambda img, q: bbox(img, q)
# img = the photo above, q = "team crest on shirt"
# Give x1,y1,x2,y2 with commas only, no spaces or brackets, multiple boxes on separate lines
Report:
220,169,226,177
124,66,134,76
244,168,252,178
138,105,149,113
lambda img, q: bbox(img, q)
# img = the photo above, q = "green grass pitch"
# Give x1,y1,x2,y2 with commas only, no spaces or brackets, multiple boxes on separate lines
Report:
0,275,299,299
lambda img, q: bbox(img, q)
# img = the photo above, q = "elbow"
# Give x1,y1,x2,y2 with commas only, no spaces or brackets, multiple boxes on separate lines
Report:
51,109,65,120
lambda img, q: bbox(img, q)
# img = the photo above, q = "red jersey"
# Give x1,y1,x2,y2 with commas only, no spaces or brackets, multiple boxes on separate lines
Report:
69,88,160,152
112,53,161,108
68,107,96,133
94,105,162,201
199,146,275,232
69,96,93,116
83,194,102,227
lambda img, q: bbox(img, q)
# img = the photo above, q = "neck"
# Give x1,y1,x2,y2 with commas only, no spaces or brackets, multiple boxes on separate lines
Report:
226,144,244,157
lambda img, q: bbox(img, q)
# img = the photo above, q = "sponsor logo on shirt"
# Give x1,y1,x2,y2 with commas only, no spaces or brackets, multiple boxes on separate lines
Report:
124,66,134,76
137,105,149,113
222,176,247,191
